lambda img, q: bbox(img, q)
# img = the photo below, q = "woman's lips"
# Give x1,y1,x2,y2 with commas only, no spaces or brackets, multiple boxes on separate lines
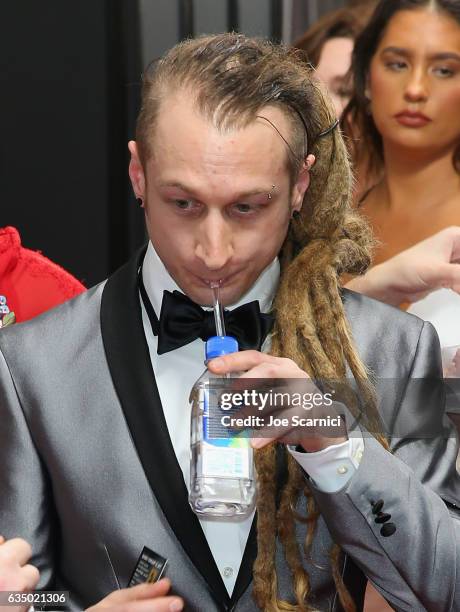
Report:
394,111,431,127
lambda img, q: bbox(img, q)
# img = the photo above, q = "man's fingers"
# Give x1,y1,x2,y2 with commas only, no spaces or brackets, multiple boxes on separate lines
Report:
208,350,278,374
209,352,307,381
0,539,32,567
100,580,171,604
251,436,275,449
86,581,183,612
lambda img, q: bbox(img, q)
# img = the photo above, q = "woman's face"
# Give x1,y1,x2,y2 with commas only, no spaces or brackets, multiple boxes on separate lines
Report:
368,8,460,155
316,37,354,116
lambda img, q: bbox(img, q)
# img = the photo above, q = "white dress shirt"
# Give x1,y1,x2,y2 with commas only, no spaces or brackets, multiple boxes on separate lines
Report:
140,241,363,594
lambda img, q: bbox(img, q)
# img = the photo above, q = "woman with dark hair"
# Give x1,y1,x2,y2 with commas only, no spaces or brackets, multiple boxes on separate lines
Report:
343,0,460,264
294,4,377,116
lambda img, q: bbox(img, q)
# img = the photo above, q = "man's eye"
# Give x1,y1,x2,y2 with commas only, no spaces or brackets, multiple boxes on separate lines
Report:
174,199,194,210
234,203,254,214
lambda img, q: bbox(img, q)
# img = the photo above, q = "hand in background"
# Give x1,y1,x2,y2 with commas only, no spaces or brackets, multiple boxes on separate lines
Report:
346,227,460,306
86,580,183,612
0,535,40,612
443,347,460,378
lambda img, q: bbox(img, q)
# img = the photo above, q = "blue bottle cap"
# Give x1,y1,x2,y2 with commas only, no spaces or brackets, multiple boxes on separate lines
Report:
205,336,239,360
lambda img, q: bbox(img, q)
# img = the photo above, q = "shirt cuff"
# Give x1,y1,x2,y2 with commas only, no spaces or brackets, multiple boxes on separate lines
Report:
288,433,364,493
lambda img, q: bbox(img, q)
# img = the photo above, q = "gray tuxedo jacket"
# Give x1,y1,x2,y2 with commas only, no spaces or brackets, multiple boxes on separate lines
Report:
1,248,460,612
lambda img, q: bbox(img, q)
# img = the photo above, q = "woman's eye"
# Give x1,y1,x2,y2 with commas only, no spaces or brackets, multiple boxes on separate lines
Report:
336,86,353,99
433,66,454,78
386,61,407,71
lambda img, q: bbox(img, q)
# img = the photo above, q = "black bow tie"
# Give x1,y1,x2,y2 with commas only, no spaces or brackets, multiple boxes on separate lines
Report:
139,274,273,355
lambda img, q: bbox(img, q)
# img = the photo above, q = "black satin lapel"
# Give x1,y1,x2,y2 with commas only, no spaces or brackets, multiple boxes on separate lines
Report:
230,513,257,606
230,444,288,605
100,246,230,609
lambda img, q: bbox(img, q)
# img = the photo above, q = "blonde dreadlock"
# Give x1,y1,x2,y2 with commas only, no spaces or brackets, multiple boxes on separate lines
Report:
136,32,389,611
254,82,388,612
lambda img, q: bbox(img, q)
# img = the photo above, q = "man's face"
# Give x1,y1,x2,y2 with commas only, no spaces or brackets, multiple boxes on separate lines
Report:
129,93,310,306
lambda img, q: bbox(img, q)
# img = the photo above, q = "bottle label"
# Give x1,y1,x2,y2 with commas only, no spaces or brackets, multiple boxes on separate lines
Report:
201,387,251,479
201,442,250,478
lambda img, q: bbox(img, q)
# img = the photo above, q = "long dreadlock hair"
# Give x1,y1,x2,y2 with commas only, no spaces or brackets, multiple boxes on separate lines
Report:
136,32,388,611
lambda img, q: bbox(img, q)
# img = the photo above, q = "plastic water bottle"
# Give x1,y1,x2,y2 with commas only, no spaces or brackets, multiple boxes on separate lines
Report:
189,335,256,517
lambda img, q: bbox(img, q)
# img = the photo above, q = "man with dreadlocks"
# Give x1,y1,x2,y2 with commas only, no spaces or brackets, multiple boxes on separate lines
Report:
0,33,459,612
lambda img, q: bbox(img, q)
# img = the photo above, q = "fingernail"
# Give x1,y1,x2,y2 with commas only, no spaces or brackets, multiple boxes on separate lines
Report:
169,600,183,612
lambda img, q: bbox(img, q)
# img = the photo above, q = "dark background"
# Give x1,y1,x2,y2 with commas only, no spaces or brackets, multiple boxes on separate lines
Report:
0,0,344,287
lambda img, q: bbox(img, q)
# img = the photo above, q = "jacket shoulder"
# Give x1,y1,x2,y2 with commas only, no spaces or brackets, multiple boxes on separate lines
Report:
342,287,424,331
341,288,436,376
0,282,105,363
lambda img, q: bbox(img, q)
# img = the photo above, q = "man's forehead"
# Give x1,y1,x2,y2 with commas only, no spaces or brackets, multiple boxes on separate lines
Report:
155,90,291,139
150,93,294,168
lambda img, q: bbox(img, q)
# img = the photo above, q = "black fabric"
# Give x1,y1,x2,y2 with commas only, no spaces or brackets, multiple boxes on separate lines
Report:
138,272,274,354
101,247,372,610
338,556,367,612
101,246,232,609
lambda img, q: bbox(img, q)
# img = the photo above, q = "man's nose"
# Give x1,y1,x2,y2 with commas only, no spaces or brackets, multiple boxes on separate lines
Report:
404,66,429,103
195,214,234,271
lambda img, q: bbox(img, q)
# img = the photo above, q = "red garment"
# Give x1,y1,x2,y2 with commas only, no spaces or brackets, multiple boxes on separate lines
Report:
0,226,85,324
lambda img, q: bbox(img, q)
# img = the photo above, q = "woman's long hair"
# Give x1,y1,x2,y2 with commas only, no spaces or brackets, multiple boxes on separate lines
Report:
293,4,376,67
341,0,460,179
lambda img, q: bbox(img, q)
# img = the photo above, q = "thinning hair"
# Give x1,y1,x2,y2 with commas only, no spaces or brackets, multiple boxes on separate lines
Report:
136,33,387,611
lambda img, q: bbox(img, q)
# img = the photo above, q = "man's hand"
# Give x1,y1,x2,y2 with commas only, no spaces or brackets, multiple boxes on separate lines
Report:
208,350,347,452
86,580,183,612
0,535,40,612
346,226,460,306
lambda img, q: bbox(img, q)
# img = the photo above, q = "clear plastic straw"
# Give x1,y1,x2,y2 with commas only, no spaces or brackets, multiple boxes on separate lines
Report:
210,281,226,337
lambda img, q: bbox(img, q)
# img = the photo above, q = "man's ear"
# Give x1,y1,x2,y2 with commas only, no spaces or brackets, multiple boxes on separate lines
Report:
291,154,315,215
128,141,146,201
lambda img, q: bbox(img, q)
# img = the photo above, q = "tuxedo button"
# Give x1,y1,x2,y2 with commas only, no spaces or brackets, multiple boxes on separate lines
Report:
222,566,234,578
337,465,348,475
372,499,384,514
375,512,391,524
380,523,397,537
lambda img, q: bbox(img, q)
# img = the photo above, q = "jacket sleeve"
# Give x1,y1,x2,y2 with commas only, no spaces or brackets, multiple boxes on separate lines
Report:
0,348,57,589
310,321,460,612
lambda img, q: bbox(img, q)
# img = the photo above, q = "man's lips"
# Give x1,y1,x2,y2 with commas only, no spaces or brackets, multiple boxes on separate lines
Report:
394,110,431,127
190,271,239,287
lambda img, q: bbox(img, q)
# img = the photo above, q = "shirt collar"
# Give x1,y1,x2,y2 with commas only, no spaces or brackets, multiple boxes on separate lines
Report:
142,241,279,317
